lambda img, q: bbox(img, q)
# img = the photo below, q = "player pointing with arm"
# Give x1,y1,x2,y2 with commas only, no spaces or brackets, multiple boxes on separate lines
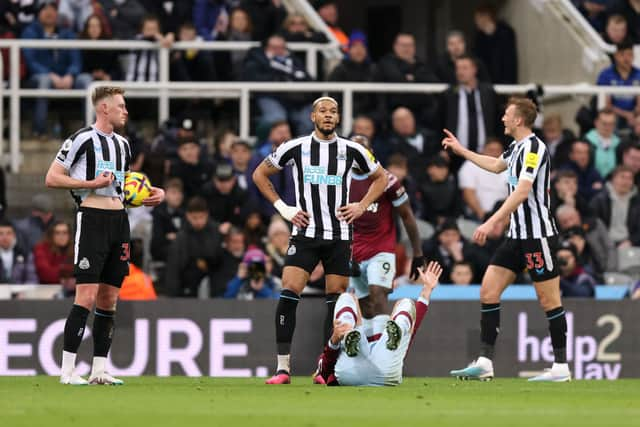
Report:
443,97,570,382
45,86,164,385
252,96,387,384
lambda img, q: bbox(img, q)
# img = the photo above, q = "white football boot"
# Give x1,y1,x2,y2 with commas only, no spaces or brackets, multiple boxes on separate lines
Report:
450,356,495,381
527,363,571,382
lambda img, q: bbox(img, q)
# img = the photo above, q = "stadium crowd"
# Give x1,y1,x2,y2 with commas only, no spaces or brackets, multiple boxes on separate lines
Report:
0,0,639,300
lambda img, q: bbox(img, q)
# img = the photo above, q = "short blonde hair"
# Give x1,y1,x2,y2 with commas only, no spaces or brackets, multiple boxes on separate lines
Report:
92,86,125,106
507,97,537,128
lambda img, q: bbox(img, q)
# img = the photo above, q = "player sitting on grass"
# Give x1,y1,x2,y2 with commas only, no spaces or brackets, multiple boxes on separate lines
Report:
315,261,442,386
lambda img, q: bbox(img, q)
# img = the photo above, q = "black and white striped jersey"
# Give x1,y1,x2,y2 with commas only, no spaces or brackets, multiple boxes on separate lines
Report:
55,126,131,205
268,132,379,241
501,133,558,239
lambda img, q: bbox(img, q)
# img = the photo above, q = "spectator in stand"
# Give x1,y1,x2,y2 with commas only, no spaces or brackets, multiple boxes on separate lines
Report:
0,167,5,218
57,0,94,33
585,108,622,178
248,121,296,220
351,115,386,165
556,204,617,280
458,138,508,222
22,0,91,139
229,140,252,190
621,114,640,149
375,32,439,129
537,113,575,168
419,155,463,226
440,55,500,171
200,163,254,234
243,211,267,248
435,30,489,85
473,4,517,84
119,238,157,301
280,13,327,65
577,0,609,33
240,0,286,42
0,1,38,34
450,261,475,285
224,248,278,299
150,178,184,262
386,153,421,216
0,13,27,83
139,0,192,34
14,193,55,253
226,7,253,79
241,34,314,136
590,165,640,247
170,21,217,82
193,0,228,41
551,169,593,218
210,226,245,297
81,14,122,82
315,0,348,50
561,140,604,200
168,136,214,201
619,141,640,186
164,196,223,297
557,240,596,297
596,42,640,129
213,128,237,164
126,15,174,82
421,218,489,284
602,13,631,44
388,106,440,180
328,31,377,119
32,220,73,284
609,0,640,43
0,219,37,284
102,0,146,40
264,217,289,280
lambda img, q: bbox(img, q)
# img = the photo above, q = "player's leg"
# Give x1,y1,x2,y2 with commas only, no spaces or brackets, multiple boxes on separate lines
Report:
322,240,353,347
525,237,570,382
333,292,362,357
360,253,395,338
88,210,130,385
450,238,521,380
61,208,107,385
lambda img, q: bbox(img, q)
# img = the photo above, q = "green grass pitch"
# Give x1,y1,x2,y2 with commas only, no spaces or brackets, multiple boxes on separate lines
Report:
1,377,638,427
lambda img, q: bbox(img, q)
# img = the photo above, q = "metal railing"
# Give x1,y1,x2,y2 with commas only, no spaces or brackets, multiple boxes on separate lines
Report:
0,38,341,172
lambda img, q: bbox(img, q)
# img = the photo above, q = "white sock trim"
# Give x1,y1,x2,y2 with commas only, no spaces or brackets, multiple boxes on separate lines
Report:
61,351,77,376
91,356,107,377
276,354,290,373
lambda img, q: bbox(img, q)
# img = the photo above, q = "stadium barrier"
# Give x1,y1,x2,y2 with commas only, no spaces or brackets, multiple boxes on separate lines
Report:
0,299,637,379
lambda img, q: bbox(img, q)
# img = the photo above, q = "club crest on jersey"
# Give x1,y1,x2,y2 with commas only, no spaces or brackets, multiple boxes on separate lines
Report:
78,257,90,270
287,245,296,256
337,150,346,160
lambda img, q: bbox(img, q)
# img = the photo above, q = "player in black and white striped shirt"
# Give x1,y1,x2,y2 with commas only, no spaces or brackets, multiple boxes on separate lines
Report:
45,86,165,386
253,97,388,384
443,97,570,382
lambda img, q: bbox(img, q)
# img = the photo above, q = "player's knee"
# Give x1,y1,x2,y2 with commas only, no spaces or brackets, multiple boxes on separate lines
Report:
74,293,96,309
479,284,500,304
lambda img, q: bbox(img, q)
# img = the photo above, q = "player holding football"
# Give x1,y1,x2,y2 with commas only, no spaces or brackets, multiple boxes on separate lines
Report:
315,261,442,386
45,86,165,385
443,97,570,382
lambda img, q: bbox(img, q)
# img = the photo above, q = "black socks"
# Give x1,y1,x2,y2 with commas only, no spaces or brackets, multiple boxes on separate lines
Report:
480,303,501,360
92,308,116,357
275,289,300,355
63,304,90,353
546,306,568,363
323,293,339,344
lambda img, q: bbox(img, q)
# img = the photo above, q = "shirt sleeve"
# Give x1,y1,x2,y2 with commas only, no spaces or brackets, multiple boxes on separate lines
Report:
500,141,516,164
518,137,547,182
267,139,297,170
351,143,379,176
386,172,409,207
457,161,475,190
54,135,90,170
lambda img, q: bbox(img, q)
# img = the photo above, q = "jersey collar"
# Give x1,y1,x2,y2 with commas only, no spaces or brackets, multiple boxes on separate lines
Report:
92,125,114,138
515,132,536,145
311,131,337,143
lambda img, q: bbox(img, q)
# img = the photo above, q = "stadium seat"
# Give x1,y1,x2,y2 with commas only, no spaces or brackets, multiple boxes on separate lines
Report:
603,272,634,286
617,246,640,275
457,218,478,240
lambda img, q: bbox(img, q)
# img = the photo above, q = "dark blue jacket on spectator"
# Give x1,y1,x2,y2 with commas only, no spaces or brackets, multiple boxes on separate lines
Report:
224,276,278,299
0,245,37,284
193,0,227,41
21,21,81,76
560,267,596,298
559,161,604,201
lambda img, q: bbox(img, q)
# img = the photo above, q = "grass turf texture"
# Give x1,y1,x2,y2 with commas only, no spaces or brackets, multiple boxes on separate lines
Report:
1,377,638,427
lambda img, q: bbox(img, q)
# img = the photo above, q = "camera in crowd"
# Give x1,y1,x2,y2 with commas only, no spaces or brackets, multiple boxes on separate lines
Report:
243,248,267,281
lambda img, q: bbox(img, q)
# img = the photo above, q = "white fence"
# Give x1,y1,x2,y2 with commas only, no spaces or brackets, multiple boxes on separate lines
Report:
2,39,640,173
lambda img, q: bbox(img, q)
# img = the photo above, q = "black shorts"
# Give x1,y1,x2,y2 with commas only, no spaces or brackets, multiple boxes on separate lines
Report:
285,235,351,276
73,207,130,287
491,236,559,282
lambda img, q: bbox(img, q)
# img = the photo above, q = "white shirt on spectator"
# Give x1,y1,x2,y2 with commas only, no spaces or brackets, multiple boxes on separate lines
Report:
458,159,509,213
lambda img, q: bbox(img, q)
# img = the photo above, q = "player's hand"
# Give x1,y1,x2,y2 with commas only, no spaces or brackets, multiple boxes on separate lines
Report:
274,199,310,228
337,202,365,224
409,256,426,281
142,186,165,207
473,221,493,246
91,171,114,189
441,129,465,156
418,260,442,294
330,320,353,346
290,210,311,228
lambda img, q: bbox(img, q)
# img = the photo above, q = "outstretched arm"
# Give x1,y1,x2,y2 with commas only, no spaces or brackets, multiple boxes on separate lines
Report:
441,129,507,173
408,261,443,348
